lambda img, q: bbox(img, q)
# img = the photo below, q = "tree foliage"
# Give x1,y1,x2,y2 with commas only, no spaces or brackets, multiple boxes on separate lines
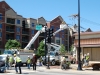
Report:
70,44,74,51
5,39,21,49
36,40,45,56
59,44,66,55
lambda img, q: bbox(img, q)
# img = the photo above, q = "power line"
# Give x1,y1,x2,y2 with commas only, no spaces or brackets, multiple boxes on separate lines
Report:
80,17,100,26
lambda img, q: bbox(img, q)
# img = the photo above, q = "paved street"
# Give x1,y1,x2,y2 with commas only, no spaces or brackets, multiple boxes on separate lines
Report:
0,64,100,75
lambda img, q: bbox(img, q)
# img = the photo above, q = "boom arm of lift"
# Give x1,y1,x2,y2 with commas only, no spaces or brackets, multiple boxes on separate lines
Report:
24,26,46,50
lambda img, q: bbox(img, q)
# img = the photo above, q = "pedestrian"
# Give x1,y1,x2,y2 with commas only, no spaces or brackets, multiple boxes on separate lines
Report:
14,54,22,74
83,54,87,66
31,54,37,70
60,56,65,69
26,56,31,69
86,53,90,66
5,55,9,70
9,56,13,70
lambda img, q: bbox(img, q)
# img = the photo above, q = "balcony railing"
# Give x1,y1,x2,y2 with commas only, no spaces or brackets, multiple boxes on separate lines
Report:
6,37,14,40
22,39,29,42
6,29,15,32
22,31,29,35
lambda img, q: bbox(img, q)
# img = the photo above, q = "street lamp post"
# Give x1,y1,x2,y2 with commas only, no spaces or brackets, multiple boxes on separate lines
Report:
77,0,82,70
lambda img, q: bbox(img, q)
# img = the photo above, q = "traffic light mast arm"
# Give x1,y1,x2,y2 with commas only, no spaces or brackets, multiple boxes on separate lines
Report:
24,26,46,50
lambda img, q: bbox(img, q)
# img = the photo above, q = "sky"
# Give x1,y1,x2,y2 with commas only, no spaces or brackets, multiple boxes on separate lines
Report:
4,0,100,31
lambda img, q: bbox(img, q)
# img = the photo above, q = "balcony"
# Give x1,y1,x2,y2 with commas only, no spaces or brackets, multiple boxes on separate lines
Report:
22,39,29,43
22,31,29,35
6,29,15,32
6,18,15,25
6,37,14,40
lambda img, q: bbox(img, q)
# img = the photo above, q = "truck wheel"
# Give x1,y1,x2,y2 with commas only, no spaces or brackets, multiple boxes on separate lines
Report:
51,60,56,66
93,65,99,70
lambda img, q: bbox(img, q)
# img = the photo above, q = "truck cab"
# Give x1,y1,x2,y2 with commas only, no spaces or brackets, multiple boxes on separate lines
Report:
42,52,61,66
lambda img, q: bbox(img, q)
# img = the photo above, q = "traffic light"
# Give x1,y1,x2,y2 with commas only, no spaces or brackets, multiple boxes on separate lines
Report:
46,37,51,43
46,28,54,37
46,29,50,37
22,20,25,30
45,28,53,43
49,28,53,37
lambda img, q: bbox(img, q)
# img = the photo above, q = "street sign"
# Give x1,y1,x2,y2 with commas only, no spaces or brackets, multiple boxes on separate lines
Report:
36,25,42,30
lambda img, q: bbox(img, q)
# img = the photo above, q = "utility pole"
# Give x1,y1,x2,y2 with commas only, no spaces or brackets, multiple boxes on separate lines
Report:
69,0,82,70
77,0,82,70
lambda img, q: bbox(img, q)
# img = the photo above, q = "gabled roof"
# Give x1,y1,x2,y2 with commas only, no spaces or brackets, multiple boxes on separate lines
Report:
85,28,92,32
0,1,18,14
50,15,67,25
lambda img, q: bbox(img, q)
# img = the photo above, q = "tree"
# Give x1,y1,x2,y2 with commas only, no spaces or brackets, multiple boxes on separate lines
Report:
70,44,74,51
59,44,66,55
36,40,46,56
5,39,21,49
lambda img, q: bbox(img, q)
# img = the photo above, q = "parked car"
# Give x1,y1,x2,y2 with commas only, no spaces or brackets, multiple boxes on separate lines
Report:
0,56,6,62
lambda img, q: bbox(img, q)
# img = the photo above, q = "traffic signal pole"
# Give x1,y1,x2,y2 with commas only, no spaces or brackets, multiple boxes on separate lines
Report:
45,28,54,69
45,26,47,66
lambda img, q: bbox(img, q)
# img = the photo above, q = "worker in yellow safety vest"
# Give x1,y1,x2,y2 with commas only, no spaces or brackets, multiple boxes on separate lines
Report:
86,53,90,66
9,56,13,70
26,56,31,69
14,54,22,74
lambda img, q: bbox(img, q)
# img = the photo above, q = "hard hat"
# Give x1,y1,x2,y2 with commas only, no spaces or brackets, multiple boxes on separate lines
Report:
84,54,86,56
87,53,89,55
14,54,16,57
33,54,35,56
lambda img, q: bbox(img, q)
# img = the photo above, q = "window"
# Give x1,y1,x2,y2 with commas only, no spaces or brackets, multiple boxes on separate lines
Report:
16,27,20,32
32,30,34,34
56,27,59,30
16,35,20,40
32,23,34,27
55,34,59,37
62,40,64,44
0,14,2,20
17,19,20,24
56,40,60,44
62,30,64,33
62,35,64,38
0,32,2,37
0,24,2,28
7,18,15,24
51,26,54,29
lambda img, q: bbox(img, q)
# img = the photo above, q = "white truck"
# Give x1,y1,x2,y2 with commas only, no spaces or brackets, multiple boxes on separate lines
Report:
42,51,61,66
